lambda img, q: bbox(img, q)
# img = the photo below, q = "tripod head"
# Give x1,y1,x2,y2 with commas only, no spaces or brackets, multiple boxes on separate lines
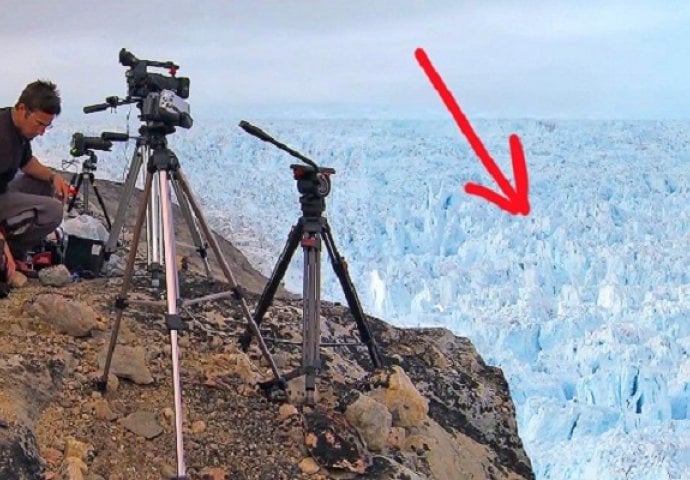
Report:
239,121,335,201
290,164,333,199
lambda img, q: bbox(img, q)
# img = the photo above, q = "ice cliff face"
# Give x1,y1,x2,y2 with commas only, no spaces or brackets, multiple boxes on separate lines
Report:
36,117,690,479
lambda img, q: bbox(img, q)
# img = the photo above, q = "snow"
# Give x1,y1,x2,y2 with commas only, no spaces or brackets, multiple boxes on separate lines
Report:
34,115,690,479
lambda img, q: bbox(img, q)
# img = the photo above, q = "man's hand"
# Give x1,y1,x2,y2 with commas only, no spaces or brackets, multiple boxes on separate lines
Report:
51,174,70,203
22,158,70,203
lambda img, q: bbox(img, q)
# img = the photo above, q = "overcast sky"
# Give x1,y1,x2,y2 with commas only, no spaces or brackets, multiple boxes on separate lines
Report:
1,1,689,119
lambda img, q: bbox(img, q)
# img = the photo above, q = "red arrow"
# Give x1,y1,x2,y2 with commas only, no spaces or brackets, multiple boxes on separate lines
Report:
414,48,530,216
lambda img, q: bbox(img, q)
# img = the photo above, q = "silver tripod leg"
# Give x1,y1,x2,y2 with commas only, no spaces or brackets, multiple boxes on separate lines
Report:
104,145,146,256
147,172,163,268
159,170,188,478
147,164,165,295
171,179,212,279
303,234,321,406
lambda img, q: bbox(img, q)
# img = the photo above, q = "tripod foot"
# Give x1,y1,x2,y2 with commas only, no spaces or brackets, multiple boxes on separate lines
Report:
238,331,253,352
258,377,288,402
94,377,108,393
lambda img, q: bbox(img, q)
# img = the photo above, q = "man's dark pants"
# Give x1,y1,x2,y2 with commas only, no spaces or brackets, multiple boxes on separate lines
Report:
0,174,63,259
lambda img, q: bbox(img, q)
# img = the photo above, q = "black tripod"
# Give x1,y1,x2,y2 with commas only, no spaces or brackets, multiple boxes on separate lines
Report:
238,121,383,405
67,151,112,230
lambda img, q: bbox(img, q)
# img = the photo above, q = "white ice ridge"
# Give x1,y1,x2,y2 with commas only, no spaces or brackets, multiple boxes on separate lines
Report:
35,116,690,480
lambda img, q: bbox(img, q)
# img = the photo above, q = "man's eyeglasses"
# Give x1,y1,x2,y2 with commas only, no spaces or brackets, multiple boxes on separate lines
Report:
26,110,53,130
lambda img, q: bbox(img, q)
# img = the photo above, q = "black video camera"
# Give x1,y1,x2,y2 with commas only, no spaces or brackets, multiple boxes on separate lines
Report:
70,133,112,157
83,49,193,130
120,48,190,99
141,90,193,129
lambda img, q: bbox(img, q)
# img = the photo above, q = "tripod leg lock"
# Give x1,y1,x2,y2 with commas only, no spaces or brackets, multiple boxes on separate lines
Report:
238,330,252,352
165,314,186,331
195,244,208,259
114,297,128,310
231,286,245,302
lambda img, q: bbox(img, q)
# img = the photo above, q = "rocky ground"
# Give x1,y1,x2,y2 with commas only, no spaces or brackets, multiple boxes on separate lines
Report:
0,177,534,480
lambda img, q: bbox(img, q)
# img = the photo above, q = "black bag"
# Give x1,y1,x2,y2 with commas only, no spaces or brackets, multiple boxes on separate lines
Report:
64,235,104,277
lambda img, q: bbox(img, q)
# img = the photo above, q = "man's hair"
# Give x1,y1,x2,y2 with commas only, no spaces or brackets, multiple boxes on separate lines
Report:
16,80,61,115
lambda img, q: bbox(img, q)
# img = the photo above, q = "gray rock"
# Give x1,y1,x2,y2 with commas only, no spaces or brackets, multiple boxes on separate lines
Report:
0,355,64,479
345,393,392,452
102,254,125,277
27,294,97,337
366,366,429,428
38,264,72,287
303,409,369,474
160,463,177,479
97,345,153,385
380,327,535,480
0,423,44,480
122,411,163,439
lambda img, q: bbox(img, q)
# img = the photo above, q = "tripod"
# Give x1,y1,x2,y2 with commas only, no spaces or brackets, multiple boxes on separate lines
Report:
97,124,281,479
102,130,213,290
238,121,383,406
67,151,112,230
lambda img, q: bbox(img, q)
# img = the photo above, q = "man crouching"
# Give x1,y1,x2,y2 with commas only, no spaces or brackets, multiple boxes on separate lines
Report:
0,80,69,282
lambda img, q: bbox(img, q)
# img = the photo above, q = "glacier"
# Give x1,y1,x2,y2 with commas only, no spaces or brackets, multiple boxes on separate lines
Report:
34,115,690,479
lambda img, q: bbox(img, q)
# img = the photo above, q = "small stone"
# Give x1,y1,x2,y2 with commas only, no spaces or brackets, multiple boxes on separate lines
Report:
199,466,227,480
160,463,177,479
122,410,163,439
42,447,63,467
97,346,153,385
298,457,320,474
191,420,206,434
93,399,119,421
63,437,92,462
277,403,299,422
8,271,27,288
38,264,72,287
105,373,119,393
27,294,97,337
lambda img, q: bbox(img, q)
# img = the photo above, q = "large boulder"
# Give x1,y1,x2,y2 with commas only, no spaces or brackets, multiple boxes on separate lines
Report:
0,355,63,480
